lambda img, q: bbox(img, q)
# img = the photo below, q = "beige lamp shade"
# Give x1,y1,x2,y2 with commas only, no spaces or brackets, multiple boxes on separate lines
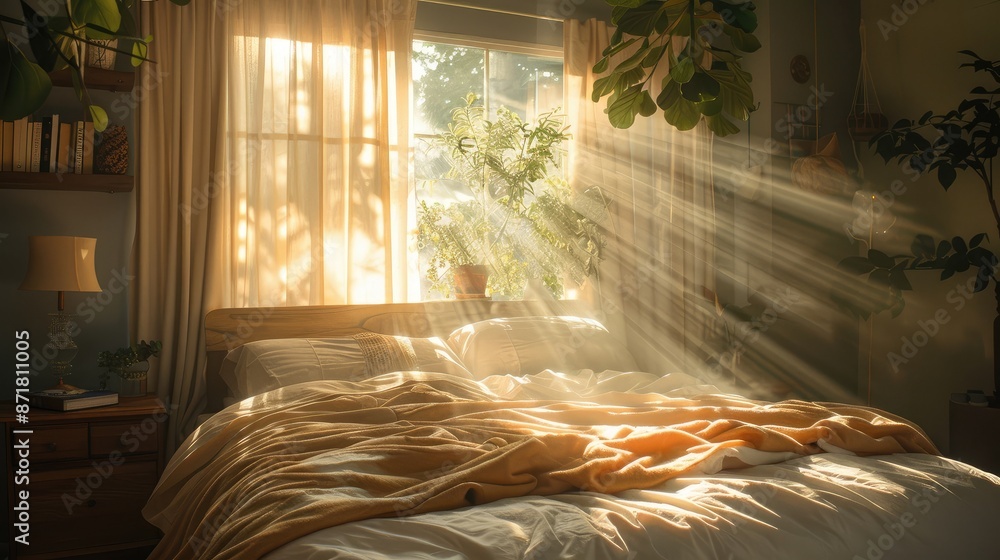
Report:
19,236,103,293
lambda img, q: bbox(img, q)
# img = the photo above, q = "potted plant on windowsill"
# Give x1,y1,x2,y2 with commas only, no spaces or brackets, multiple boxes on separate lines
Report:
417,94,608,300
97,339,162,397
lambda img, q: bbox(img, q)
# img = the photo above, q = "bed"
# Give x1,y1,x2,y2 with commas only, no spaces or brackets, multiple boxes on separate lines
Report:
144,301,1000,559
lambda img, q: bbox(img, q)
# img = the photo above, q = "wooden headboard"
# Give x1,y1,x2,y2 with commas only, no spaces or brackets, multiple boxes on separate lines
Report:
204,299,598,411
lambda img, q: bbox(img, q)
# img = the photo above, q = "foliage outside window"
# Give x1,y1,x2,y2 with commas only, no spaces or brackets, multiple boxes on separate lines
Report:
412,38,580,300
416,95,605,299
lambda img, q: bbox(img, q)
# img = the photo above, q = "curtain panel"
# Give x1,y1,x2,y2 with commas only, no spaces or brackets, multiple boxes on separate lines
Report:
136,0,417,452
563,19,717,374
134,0,227,453
225,0,418,306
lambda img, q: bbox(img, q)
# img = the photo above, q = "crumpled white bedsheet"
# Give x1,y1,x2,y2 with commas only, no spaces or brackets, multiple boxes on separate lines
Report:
246,370,1000,560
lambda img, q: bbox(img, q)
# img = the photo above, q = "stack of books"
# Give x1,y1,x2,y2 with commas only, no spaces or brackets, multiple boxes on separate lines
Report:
0,115,97,174
27,389,119,412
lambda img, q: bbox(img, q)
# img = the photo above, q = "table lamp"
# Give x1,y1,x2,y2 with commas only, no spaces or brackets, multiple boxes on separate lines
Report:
19,236,103,393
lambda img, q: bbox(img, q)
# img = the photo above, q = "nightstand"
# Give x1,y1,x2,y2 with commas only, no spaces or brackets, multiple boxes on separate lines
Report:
0,395,166,559
949,399,1000,476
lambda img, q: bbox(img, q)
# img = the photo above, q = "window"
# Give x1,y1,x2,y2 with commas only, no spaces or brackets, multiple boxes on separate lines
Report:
411,36,565,299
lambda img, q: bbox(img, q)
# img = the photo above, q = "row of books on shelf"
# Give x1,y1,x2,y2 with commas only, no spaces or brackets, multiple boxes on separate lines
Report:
0,116,97,175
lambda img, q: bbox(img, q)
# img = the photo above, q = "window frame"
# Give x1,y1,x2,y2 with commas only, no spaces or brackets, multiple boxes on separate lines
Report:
410,30,563,145
409,32,568,301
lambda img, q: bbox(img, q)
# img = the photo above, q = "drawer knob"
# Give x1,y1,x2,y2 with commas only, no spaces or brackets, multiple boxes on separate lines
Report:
86,499,97,508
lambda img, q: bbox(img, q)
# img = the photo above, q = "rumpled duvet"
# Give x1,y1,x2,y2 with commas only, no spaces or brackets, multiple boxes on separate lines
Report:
143,370,999,560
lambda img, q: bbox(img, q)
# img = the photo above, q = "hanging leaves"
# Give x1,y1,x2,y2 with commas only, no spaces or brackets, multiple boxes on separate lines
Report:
870,52,999,199
836,233,998,318
0,0,186,129
0,32,52,121
593,0,760,136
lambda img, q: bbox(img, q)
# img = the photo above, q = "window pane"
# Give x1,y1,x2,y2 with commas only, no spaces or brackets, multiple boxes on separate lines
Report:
411,40,566,302
412,41,485,135
414,137,467,203
488,51,563,121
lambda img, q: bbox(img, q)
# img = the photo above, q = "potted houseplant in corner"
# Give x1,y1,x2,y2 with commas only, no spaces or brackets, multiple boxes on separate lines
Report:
97,339,162,397
837,51,1000,400
417,94,607,299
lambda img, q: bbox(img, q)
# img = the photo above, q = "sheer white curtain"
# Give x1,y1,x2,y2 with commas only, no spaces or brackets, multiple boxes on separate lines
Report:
135,0,417,452
564,19,717,373
225,0,418,306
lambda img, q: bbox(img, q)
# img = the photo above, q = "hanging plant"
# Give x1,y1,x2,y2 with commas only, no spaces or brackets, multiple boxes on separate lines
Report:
0,0,189,131
592,0,760,136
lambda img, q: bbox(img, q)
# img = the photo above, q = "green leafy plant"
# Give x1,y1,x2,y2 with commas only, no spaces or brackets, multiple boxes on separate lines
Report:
0,0,188,131
592,0,760,136
97,339,162,378
837,234,997,319
870,51,997,210
416,94,607,299
839,51,1000,396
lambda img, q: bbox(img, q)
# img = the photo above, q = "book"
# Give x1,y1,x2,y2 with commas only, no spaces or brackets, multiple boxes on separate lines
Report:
1,121,11,171
42,115,59,173
30,120,43,172
56,122,72,173
12,117,29,172
73,120,84,174
82,121,94,173
39,116,52,172
27,389,119,412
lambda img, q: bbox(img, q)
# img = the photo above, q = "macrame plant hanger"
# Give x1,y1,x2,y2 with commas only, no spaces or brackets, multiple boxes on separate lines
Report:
846,20,892,406
847,19,889,178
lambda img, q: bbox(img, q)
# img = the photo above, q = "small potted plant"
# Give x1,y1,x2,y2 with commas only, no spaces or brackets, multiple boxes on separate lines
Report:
417,94,607,299
97,340,162,396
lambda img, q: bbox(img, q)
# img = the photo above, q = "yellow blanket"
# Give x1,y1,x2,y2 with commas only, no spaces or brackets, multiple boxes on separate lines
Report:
144,375,937,560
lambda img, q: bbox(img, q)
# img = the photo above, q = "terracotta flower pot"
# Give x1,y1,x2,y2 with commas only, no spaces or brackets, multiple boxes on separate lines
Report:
453,265,490,300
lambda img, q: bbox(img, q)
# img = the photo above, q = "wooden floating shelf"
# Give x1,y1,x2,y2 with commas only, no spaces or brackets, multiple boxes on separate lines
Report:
0,172,134,194
48,67,136,93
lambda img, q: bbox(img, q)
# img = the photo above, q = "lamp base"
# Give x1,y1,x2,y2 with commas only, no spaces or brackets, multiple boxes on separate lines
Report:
43,377,86,395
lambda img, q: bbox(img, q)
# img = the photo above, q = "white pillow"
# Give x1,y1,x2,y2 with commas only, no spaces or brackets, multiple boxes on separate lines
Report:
220,334,473,399
447,316,637,378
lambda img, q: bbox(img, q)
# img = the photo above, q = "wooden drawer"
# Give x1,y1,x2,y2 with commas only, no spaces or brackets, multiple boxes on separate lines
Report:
17,459,161,556
91,419,159,455
27,424,89,462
